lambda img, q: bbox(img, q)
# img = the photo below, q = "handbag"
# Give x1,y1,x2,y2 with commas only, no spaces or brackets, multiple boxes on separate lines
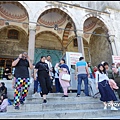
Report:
61,73,70,82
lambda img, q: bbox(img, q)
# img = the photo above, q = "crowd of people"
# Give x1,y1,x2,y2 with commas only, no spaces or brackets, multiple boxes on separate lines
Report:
75,57,120,110
1,51,120,112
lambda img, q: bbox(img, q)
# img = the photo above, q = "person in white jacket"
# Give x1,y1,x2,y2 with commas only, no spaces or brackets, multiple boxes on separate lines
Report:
95,64,118,110
0,94,9,112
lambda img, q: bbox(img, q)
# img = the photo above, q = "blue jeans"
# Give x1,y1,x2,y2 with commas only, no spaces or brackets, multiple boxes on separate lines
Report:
55,78,61,93
34,78,38,93
90,73,94,79
34,78,42,93
37,81,42,92
77,74,89,96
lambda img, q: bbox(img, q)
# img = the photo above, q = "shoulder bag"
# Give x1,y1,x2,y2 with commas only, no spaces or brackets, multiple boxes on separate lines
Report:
39,63,49,73
61,73,70,82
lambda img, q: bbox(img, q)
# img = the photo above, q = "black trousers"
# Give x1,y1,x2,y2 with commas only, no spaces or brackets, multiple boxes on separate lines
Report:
38,71,52,95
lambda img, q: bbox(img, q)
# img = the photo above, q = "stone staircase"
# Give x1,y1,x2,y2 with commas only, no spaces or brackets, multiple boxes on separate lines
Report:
0,92,120,119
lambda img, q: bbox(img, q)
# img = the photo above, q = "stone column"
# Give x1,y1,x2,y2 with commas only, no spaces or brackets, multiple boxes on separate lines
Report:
76,31,85,57
27,23,36,99
109,35,118,56
28,23,36,64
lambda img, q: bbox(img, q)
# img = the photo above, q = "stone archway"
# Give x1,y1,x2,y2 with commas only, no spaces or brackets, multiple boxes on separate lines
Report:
0,1,29,22
18,1,32,20
0,25,28,75
81,13,115,37
33,4,78,27
0,1,29,34
0,25,28,58
89,27,112,66
35,31,63,66
83,16,112,66
34,7,78,65
35,31,62,50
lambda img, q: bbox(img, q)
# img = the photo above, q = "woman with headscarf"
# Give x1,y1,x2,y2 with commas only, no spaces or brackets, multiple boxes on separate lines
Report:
58,59,70,97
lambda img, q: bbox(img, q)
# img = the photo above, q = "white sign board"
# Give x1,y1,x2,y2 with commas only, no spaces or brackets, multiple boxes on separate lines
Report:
68,52,82,65
64,52,82,69
112,55,120,64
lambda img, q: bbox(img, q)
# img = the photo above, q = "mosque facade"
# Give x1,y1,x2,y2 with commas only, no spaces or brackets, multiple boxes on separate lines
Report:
0,1,120,74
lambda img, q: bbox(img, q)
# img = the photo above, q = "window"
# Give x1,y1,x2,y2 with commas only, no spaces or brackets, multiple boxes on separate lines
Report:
8,29,19,39
73,38,78,47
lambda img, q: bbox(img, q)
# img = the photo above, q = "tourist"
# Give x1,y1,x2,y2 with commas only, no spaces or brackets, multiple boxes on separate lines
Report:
34,56,52,103
95,64,118,110
87,62,94,79
0,82,7,97
75,57,90,97
112,63,120,99
54,63,61,93
58,59,70,97
0,94,9,112
12,52,33,110
2,67,12,80
103,62,114,80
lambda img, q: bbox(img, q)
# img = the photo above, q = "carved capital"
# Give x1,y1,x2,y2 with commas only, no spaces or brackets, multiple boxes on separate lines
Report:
29,23,36,31
76,31,82,37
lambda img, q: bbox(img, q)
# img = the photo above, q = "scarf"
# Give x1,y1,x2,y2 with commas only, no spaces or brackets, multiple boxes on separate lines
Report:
59,64,70,74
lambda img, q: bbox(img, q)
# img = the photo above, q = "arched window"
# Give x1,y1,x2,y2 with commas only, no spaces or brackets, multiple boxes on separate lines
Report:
8,29,19,39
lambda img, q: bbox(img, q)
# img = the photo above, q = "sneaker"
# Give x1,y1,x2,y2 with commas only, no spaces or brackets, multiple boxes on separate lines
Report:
15,106,20,110
43,99,47,103
20,101,24,105
111,106,118,110
76,94,80,97
104,106,107,110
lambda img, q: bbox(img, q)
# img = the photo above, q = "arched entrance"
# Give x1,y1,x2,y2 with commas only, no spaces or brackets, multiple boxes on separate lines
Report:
0,1,29,79
34,8,77,66
83,17,112,66
35,31,63,66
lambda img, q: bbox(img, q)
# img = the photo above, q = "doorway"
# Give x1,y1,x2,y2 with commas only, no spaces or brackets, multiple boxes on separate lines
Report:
34,48,63,67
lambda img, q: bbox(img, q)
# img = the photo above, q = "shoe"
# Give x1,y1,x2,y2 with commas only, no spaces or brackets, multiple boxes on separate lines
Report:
104,106,107,110
62,95,68,97
76,94,80,97
111,106,118,110
43,99,47,103
15,106,20,110
20,101,24,105
40,92,43,97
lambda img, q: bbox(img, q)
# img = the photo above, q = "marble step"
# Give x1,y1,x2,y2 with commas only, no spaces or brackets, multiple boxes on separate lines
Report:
26,96,100,103
7,101,109,112
2,109,120,119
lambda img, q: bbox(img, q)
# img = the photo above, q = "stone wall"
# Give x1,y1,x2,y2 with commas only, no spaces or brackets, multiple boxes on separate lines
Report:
89,33,112,67
0,27,28,58
35,32,62,50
